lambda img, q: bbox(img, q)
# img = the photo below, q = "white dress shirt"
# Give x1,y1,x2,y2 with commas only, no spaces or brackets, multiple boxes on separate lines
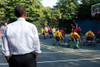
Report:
2,17,41,56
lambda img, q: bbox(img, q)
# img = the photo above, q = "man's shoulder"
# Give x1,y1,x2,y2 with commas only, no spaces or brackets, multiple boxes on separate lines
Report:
7,21,18,26
8,21,36,27
26,21,35,26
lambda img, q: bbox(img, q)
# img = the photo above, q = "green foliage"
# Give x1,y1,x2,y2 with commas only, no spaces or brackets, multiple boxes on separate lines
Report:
53,0,78,32
32,20,42,33
0,0,7,24
42,6,62,28
4,0,45,23
0,0,100,32
42,7,51,27
55,0,78,20
49,9,61,27
0,0,45,32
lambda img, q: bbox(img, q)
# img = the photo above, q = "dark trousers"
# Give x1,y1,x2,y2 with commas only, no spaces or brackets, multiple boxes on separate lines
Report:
9,52,36,67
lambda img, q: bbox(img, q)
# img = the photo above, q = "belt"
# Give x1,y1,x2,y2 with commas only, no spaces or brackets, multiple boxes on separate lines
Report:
12,52,35,56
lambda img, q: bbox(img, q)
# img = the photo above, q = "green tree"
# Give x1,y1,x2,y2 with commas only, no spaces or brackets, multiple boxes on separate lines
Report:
0,0,7,24
4,0,45,22
41,6,51,27
42,6,62,28
0,0,45,32
53,0,78,32
49,8,61,27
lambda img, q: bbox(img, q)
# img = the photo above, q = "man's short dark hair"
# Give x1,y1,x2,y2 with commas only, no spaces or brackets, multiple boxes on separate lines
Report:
14,5,26,17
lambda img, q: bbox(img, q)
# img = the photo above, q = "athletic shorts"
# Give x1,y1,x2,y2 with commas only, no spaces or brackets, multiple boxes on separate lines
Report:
49,32,52,35
87,37,93,41
42,33,45,36
56,36,60,41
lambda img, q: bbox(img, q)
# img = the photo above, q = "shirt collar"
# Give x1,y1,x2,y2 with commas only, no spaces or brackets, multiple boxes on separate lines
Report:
17,17,26,21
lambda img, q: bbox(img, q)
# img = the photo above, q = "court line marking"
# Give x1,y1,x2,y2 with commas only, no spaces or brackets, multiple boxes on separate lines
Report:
0,58,100,65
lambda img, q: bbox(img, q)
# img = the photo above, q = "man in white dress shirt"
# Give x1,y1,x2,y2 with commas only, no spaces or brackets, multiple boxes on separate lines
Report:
2,5,41,67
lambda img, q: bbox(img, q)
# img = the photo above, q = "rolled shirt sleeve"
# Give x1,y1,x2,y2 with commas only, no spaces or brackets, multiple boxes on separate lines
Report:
32,25,41,54
2,27,10,56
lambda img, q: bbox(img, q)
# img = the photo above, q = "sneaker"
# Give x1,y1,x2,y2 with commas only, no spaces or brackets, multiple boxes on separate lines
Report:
74,47,79,49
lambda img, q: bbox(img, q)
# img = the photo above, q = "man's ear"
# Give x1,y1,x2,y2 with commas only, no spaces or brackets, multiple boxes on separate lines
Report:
24,11,27,18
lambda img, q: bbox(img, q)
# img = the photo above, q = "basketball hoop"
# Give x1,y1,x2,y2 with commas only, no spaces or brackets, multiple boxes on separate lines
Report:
91,12,97,17
91,13,95,17
91,3,100,17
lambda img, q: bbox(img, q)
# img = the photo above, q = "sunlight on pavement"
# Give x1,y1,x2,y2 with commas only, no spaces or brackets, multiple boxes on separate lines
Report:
41,43,100,58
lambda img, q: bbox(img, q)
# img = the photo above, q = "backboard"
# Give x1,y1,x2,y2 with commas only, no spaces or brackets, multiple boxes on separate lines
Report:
91,3,100,17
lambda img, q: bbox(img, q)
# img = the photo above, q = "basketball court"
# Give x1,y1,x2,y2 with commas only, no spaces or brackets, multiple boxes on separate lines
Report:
0,35,100,67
